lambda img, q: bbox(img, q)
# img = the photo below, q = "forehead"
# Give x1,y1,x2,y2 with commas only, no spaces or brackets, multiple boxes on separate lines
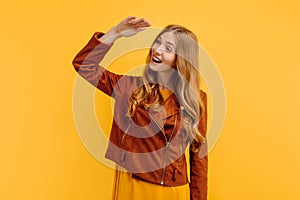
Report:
157,31,175,44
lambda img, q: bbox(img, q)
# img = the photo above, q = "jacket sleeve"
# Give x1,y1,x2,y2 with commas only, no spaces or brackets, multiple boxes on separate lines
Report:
72,32,123,97
190,91,208,200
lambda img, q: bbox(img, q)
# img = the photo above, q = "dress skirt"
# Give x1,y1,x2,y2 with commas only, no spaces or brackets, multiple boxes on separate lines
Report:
112,166,190,200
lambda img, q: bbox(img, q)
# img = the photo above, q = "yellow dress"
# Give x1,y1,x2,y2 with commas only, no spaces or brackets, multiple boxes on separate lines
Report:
111,89,191,200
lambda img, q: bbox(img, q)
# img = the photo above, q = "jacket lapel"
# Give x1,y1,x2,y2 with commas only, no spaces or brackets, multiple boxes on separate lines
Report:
148,93,180,131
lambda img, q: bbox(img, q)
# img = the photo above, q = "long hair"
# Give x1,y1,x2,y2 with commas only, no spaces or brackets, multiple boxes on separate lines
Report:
127,25,205,152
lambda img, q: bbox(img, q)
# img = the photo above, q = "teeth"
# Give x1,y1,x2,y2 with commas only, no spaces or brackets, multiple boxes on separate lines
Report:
153,57,162,63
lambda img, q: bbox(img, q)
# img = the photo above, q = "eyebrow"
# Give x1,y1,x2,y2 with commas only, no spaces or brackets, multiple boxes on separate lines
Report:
166,41,175,48
157,36,175,48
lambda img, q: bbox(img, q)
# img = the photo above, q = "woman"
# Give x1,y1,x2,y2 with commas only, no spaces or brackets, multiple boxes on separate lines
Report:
73,16,208,200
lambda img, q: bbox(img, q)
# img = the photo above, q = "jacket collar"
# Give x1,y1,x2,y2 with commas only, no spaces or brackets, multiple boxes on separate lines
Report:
148,93,180,130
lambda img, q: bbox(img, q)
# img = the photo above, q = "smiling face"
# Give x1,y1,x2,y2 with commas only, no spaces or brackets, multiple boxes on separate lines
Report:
149,31,177,72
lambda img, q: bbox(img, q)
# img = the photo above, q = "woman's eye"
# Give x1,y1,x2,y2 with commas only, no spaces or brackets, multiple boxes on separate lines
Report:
166,46,173,52
155,39,161,45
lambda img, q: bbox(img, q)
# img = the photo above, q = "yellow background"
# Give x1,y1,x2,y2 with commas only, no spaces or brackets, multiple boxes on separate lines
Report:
1,0,299,199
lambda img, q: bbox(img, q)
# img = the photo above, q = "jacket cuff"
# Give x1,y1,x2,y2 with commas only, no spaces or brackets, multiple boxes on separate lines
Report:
94,32,115,47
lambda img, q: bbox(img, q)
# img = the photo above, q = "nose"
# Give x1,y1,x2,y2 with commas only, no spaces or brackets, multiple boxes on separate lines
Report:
153,44,164,55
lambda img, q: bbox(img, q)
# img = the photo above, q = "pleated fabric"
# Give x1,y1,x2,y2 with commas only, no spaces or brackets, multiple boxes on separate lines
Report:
112,166,190,200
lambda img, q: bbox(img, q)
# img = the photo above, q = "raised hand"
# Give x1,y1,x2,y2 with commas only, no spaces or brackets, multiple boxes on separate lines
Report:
113,16,151,37
99,16,151,44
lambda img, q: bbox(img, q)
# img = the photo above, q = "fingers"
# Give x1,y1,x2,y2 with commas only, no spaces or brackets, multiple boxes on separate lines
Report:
127,17,150,25
135,20,151,29
116,16,151,36
127,17,145,25
124,16,136,23
142,19,151,27
127,17,151,30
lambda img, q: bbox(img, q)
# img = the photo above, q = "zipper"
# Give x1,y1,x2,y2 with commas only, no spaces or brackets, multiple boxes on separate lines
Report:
148,112,177,185
161,141,169,185
121,118,132,144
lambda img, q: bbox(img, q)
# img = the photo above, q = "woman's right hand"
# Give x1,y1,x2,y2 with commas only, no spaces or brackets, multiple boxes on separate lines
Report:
99,16,151,44
113,16,151,37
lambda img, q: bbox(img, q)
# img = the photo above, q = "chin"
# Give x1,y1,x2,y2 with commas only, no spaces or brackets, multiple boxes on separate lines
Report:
149,63,159,71
149,63,171,72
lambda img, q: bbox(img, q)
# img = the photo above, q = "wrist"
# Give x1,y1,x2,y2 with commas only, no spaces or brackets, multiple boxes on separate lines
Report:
98,28,121,44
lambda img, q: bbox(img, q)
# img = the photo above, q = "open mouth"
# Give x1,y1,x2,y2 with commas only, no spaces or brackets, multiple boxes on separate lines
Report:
152,57,162,64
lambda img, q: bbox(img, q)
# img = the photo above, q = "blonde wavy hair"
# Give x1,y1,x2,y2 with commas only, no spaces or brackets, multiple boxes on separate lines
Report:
127,25,205,152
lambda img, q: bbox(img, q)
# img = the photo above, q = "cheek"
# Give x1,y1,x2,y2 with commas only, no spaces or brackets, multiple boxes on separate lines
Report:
165,54,176,66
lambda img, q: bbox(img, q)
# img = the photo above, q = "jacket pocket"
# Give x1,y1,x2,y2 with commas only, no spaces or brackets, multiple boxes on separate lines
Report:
119,118,132,163
172,169,178,181
120,151,126,163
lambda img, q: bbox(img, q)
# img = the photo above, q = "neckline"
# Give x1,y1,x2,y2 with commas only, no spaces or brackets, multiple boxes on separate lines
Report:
160,89,173,101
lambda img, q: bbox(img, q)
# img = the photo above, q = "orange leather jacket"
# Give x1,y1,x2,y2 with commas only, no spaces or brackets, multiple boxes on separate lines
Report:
73,32,208,200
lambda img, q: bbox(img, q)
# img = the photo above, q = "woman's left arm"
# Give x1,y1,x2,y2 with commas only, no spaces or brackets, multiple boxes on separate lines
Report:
190,91,208,200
